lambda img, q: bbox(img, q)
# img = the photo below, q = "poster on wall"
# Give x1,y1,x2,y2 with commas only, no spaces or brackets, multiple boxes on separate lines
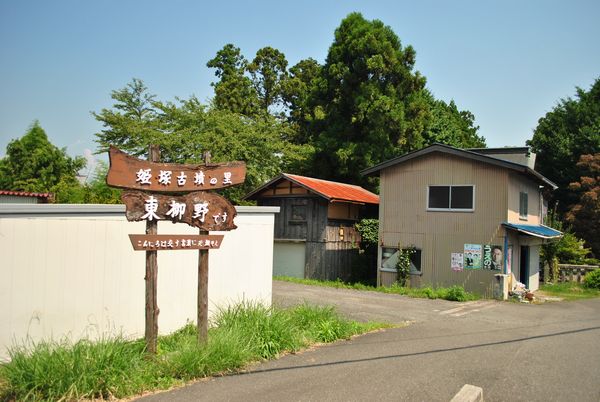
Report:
483,245,503,270
463,244,482,269
451,253,464,271
506,246,512,274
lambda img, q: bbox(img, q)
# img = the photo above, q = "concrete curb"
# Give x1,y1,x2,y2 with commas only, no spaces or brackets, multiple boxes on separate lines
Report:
450,384,483,402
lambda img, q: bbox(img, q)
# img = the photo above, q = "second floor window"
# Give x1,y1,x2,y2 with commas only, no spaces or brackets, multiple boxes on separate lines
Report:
428,185,474,211
519,192,528,219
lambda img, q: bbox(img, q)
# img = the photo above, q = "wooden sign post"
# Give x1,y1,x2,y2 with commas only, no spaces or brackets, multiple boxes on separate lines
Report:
107,145,245,352
145,145,159,355
198,151,211,343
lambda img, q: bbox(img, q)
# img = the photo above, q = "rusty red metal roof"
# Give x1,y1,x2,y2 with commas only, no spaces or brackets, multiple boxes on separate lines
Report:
0,190,53,198
283,174,379,204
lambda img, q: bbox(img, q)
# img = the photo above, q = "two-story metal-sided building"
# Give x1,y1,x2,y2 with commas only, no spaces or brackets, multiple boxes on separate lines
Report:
362,143,562,297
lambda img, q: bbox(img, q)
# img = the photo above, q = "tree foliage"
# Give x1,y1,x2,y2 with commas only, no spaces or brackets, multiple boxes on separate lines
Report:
205,14,484,191
541,209,591,282
206,44,259,116
528,78,600,212
565,153,600,257
295,13,484,189
94,14,486,206
248,46,289,114
310,12,429,188
282,58,322,144
91,79,161,158
93,80,311,204
422,92,485,148
0,121,85,192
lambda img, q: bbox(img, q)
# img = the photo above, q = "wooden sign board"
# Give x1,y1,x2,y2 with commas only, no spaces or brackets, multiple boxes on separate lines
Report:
129,234,224,250
121,191,237,231
107,146,246,192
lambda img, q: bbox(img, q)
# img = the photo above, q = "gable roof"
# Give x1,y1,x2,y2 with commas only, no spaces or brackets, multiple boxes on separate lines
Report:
361,143,557,189
245,173,379,205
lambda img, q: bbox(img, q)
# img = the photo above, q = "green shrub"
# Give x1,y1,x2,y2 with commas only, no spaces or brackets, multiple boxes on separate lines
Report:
444,286,473,302
583,269,600,289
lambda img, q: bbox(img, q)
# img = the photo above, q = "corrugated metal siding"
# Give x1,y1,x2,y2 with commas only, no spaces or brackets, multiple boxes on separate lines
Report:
379,153,509,296
507,175,542,224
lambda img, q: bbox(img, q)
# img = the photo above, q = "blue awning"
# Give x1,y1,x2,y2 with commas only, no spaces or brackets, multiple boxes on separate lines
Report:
502,222,562,239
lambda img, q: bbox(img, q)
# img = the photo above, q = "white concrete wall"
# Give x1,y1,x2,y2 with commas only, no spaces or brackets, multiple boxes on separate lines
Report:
0,204,278,360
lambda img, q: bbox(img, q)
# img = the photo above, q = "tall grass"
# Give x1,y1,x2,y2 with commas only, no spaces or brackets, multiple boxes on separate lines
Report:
0,336,162,401
0,302,388,401
275,276,478,301
540,282,600,300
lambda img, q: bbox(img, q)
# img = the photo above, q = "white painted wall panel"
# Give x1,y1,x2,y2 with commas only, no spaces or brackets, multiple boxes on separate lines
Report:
0,205,277,360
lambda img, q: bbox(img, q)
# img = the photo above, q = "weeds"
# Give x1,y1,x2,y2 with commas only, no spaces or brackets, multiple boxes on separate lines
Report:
275,277,478,301
0,302,386,401
540,282,600,300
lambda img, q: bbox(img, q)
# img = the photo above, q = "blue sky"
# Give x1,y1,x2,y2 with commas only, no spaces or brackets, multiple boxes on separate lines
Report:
1,0,598,169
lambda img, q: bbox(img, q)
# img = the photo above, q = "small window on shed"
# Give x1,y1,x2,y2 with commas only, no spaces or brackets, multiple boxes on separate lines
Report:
291,205,307,221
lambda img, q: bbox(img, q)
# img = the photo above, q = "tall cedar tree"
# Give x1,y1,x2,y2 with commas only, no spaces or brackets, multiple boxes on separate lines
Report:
206,44,259,116
311,12,430,189
248,47,289,114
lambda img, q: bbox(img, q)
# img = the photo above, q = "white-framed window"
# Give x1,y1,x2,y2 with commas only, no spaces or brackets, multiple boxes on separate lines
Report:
381,247,422,275
427,185,474,212
519,192,528,220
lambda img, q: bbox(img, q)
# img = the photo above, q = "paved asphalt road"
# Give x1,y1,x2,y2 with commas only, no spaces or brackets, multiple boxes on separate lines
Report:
137,281,600,402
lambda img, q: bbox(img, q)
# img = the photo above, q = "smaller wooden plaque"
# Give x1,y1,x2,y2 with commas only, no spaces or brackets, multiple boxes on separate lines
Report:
129,234,224,251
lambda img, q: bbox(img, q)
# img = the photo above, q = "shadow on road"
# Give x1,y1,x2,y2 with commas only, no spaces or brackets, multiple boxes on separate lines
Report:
238,325,600,376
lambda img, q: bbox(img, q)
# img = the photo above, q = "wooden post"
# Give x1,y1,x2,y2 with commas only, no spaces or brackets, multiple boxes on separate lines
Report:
145,144,160,354
198,231,209,344
198,151,211,344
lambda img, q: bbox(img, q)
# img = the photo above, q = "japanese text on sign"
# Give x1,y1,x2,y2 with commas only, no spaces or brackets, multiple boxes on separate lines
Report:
128,234,224,251
107,146,245,192
121,191,237,231
135,169,233,188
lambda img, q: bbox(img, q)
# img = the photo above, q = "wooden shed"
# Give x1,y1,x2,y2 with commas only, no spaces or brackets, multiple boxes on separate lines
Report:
245,174,379,281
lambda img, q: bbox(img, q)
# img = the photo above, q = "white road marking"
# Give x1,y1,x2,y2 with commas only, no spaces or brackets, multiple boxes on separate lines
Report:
451,302,498,317
438,301,498,317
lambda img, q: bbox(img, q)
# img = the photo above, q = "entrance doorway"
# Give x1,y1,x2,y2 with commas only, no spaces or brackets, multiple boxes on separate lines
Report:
520,246,530,288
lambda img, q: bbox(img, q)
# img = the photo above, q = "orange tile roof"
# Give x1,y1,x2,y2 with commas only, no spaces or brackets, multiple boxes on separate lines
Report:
283,174,379,204
0,190,52,198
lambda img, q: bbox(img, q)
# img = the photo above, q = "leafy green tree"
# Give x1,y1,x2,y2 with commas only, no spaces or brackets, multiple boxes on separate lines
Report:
556,232,591,264
309,12,430,188
248,46,289,114
528,78,600,212
93,78,162,158
206,44,259,116
94,80,311,204
51,162,122,204
0,121,85,192
566,153,600,257
422,92,486,148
